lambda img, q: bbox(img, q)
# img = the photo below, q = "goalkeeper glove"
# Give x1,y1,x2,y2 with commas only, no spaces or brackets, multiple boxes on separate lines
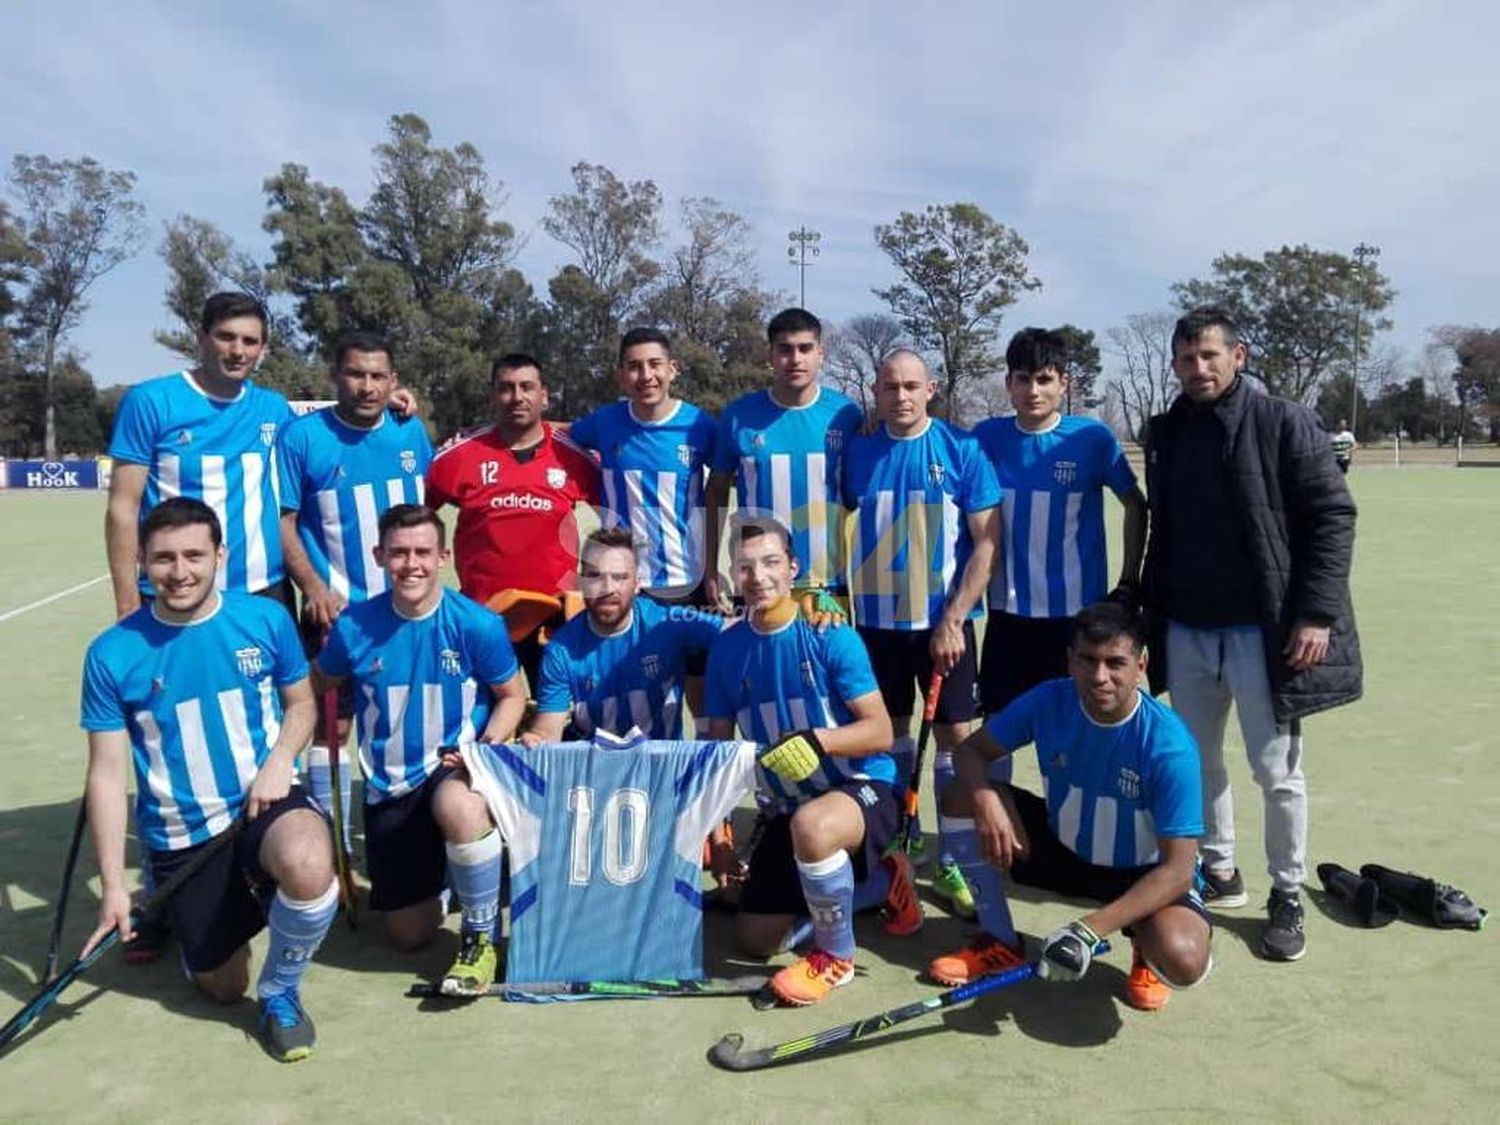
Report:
759,730,824,784
1038,919,1102,981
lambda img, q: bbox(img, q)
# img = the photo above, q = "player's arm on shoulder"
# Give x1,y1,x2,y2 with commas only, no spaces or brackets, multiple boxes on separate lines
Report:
1079,835,1198,939
105,462,149,619
250,675,315,817
82,728,134,954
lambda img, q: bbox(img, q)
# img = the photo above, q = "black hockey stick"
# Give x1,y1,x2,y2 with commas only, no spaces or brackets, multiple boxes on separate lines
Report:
707,944,1109,1071
323,688,358,930
1,817,245,1052
43,800,88,982
890,671,943,856
406,974,773,1001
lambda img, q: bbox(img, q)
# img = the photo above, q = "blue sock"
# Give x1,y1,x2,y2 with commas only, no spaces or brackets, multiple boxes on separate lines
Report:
934,750,957,864
941,816,1016,944
797,851,856,959
257,880,338,1001
305,745,354,853
446,830,502,936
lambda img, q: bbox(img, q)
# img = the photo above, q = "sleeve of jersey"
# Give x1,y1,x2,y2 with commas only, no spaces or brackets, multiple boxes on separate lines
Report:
107,384,157,465
274,425,307,513
413,422,436,473
267,603,311,685
316,615,354,679
701,638,735,721
834,401,865,445
963,438,1004,512
671,741,760,864
533,638,572,715
983,687,1041,755
471,606,521,686
568,410,598,451
1101,429,1139,496
825,625,879,701
709,409,739,474
676,607,728,655
79,641,125,732
1146,714,1205,838
692,410,718,465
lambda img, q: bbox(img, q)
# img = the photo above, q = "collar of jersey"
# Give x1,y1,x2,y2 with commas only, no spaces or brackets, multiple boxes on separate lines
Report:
329,406,386,434
150,590,225,629
627,399,683,427
1013,412,1062,437
391,588,444,621
586,607,635,638
593,727,648,752
884,417,932,442
1079,687,1144,729
768,385,821,412
181,369,246,405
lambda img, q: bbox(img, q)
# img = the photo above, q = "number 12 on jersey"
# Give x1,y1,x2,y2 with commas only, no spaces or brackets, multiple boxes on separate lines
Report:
567,786,649,886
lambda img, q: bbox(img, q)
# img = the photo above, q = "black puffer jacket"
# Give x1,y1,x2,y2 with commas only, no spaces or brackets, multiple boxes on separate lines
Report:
1143,379,1362,722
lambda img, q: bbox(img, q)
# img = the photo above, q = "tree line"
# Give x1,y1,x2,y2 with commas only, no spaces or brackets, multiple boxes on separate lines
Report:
4,113,1498,457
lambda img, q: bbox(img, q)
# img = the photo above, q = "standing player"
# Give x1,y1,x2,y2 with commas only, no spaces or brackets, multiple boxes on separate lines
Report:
1329,419,1357,475
973,326,1146,718
703,517,917,1007
315,504,526,996
80,498,336,1062
425,354,600,691
705,307,863,613
843,349,1002,914
927,601,1212,1012
277,330,433,839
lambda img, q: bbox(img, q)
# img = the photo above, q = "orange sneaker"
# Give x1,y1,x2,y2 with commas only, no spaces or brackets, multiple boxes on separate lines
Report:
880,852,924,936
770,949,856,1006
1125,947,1171,1011
927,933,1026,986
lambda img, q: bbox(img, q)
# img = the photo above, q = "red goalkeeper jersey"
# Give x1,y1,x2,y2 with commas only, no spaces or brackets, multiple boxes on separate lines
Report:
426,422,601,602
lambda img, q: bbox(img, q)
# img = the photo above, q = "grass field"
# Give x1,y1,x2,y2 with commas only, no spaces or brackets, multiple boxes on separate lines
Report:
1,470,1497,1123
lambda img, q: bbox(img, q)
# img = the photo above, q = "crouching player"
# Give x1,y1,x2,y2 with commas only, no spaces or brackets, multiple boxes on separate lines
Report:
703,517,918,1006
81,498,335,1062
314,504,526,996
928,601,1212,1011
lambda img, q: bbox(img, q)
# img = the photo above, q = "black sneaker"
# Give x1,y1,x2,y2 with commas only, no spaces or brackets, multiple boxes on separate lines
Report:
259,990,316,1062
1199,866,1248,909
1260,889,1307,961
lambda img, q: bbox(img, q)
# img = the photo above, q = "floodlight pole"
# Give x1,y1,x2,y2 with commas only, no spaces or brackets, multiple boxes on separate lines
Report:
787,226,822,307
1351,242,1380,439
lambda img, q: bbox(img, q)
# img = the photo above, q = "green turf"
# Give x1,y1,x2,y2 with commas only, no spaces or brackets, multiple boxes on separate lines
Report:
1,472,1496,1122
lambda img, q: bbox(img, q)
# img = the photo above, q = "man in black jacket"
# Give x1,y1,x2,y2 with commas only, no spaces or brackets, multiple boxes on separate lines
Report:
1143,306,1361,963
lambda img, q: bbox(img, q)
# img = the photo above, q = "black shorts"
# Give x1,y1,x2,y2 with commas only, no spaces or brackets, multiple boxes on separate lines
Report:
147,788,324,973
979,611,1074,716
857,623,980,723
297,607,356,719
738,781,899,916
363,764,462,912
1004,785,1209,926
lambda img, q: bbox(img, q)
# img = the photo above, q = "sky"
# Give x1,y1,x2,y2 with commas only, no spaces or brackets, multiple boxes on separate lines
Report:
6,0,1500,389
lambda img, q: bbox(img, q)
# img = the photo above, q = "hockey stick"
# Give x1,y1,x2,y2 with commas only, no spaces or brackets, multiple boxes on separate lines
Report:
890,671,943,856
323,688,358,930
405,974,773,1000
43,801,88,982
1,816,246,1052
707,943,1109,1071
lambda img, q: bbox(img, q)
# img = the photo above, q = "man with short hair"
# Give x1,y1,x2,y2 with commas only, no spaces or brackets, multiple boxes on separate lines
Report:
314,504,526,996
703,517,916,1007
1329,419,1356,475
705,307,863,612
425,354,600,690
1143,306,1361,962
80,498,336,1062
927,601,1212,1012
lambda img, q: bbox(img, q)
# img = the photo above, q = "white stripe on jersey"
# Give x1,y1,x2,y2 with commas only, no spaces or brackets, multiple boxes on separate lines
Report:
158,453,181,500
770,454,793,536
384,685,410,793
385,478,405,508
353,483,382,598
1062,492,1083,617
1027,491,1050,616
905,489,930,629
461,744,542,869
657,472,687,586
178,698,231,838
201,456,229,592
805,451,829,581
259,677,282,749
422,683,445,781
358,684,380,790
1056,783,1083,853
941,490,960,614
1090,795,1117,866
873,490,895,628
137,711,188,850
1000,493,1019,613
1133,809,1159,866
218,687,259,788
317,490,351,599
459,681,479,744
739,457,759,506
242,453,268,592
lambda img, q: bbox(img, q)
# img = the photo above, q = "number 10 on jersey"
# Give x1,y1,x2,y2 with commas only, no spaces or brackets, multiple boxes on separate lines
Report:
567,787,650,886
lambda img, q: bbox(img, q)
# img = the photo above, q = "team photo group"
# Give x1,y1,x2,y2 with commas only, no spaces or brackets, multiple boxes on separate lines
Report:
70,291,1359,1063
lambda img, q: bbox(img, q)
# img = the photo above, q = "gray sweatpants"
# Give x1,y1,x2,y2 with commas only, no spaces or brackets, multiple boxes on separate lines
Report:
1165,622,1307,895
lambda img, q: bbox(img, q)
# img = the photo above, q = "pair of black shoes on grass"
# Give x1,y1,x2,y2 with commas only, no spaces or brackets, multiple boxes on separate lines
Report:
1316,863,1487,930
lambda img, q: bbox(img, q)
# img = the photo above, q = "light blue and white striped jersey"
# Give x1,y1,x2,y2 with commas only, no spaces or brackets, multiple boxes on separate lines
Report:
109,371,294,595
986,679,1202,867
462,731,758,984
703,616,895,807
972,415,1137,619
80,593,308,852
277,407,434,602
842,419,1002,630
317,590,519,802
536,598,725,740
569,400,716,592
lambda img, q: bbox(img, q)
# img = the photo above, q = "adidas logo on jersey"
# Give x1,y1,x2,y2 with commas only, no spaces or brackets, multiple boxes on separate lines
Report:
235,646,264,677
175,429,193,445
489,492,555,511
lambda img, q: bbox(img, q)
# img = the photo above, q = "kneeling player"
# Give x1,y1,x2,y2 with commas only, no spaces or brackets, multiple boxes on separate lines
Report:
703,517,916,1006
315,504,526,996
81,499,335,1062
929,601,1212,1012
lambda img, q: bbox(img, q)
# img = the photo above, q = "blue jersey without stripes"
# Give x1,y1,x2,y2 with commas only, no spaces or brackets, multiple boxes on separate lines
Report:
568,400,716,592
317,590,519,802
972,415,1137,619
535,598,724,740
80,593,308,851
985,679,1203,867
109,371,294,595
462,731,758,984
702,615,894,807
842,419,1002,630
277,407,434,602
712,387,863,591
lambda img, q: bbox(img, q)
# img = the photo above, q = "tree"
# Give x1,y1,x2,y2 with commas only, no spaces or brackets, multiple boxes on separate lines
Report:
1172,244,1395,408
1444,327,1500,442
825,314,906,415
1104,311,1179,442
7,155,145,457
1054,323,1102,414
872,202,1040,418
542,162,662,324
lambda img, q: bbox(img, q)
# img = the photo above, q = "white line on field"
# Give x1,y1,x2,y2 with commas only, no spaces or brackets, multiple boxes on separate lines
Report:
0,574,110,623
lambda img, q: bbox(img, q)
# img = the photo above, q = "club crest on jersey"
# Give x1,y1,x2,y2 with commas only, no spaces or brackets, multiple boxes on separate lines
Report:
1116,767,1141,801
677,444,693,468
401,449,417,473
826,429,843,452
546,467,567,489
440,648,462,676
259,423,277,448
235,647,264,678
1053,460,1078,486
641,653,661,679
928,462,945,486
